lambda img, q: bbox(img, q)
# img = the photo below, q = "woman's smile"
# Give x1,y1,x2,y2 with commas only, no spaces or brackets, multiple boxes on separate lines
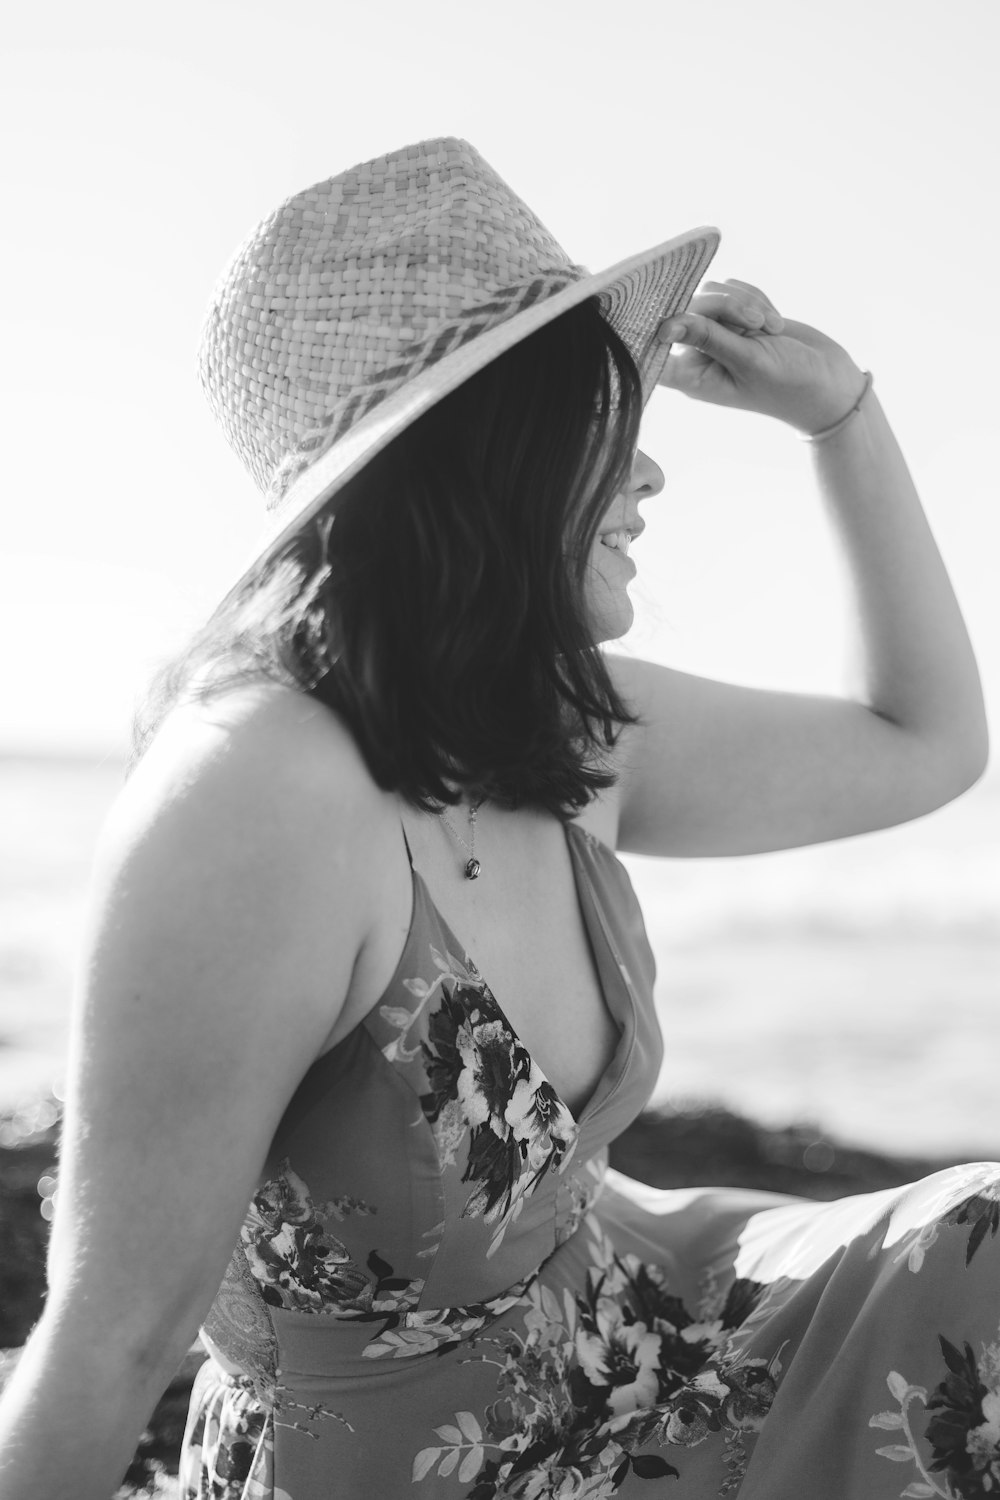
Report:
599,528,637,558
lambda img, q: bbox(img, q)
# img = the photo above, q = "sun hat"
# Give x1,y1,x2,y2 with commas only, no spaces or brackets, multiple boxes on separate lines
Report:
198,137,720,607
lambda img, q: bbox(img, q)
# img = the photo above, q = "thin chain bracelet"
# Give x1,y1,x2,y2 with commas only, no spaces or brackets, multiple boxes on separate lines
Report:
800,371,874,443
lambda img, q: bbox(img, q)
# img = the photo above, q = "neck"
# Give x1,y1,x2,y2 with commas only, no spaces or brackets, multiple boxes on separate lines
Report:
442,783,488,810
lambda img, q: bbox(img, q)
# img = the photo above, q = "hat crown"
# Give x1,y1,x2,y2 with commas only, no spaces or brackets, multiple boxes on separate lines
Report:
198,138,585,502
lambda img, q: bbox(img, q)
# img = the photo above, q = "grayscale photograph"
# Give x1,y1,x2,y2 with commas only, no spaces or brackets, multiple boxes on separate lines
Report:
0,1,997,1496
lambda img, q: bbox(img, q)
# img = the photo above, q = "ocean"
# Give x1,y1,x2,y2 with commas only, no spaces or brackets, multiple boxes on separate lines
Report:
1,753,998,1160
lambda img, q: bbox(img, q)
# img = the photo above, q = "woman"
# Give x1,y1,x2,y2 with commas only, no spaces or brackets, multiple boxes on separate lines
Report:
0,137,995,1499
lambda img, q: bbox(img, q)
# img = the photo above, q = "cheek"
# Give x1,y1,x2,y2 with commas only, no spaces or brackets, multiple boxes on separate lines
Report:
587,543,612,585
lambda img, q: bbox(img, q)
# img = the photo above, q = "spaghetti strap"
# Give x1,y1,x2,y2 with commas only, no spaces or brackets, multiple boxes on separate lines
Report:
399,815,415,870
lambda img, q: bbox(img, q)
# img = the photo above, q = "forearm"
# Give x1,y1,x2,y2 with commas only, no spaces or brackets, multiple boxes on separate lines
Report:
0,1315,182,1500
809,386,989,775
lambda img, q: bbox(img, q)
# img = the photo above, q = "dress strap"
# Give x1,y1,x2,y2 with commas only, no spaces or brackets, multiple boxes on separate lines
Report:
399,815,415,871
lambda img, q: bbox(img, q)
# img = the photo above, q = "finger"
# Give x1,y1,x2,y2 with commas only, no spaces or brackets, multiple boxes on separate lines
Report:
657,341,754,403
705,277,778,310
657,312,765,372
699,279,784,333
687,291,768,331
722,278,784,331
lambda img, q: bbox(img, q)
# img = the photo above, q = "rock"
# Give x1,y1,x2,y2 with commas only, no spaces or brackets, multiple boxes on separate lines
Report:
607,1100,963,1199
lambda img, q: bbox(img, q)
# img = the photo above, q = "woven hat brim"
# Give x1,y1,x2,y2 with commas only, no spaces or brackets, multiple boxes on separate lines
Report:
215,225,720,611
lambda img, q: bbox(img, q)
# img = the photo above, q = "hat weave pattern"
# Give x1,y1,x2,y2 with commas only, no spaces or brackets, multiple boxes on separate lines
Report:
199,139,589,505
268,268,586,506
197,137,719,603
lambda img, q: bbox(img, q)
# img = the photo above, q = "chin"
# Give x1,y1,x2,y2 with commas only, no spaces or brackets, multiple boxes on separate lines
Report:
583,556,635,644
588,597,635,645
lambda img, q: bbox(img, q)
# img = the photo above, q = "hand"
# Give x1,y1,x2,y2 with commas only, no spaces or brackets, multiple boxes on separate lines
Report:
657,278,867,435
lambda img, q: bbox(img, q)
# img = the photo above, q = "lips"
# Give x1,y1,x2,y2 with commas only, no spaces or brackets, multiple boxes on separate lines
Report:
600,529,632,556
599,542,637,575
597,519,644,555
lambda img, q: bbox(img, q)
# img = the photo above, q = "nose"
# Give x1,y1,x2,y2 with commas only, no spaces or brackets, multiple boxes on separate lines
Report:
629,447,665,500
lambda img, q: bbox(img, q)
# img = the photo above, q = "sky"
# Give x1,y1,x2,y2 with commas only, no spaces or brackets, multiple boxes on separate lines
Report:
1,0,998,763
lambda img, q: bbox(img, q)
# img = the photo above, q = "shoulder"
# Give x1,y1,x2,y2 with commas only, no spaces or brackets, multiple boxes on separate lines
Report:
119,678,377,831
140,675,372,792
98,680,386,952
602,648,645,712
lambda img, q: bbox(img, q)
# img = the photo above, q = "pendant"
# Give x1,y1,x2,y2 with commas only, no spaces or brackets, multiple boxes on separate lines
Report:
464,857,481,880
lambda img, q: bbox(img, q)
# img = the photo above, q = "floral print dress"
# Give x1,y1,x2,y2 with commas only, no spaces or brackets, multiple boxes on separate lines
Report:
179,820,1000,1499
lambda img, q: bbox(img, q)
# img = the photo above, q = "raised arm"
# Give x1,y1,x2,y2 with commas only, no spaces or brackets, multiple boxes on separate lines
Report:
611,281,989,858
0,684,379,1500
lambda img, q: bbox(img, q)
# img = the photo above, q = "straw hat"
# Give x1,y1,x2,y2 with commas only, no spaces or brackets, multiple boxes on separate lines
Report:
198,137,720,606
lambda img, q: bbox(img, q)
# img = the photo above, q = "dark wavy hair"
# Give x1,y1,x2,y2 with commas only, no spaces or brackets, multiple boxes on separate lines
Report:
129,296,646,818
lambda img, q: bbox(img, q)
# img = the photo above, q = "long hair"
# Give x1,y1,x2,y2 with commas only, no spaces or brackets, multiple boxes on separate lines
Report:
129,296,646,817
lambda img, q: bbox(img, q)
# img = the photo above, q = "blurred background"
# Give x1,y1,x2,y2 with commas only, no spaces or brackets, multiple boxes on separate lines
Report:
2,0,998,1162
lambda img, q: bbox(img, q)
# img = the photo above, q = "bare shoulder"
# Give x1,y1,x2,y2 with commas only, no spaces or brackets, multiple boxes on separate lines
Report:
95,678,387,1015
119,677,375,827
104,680,379,888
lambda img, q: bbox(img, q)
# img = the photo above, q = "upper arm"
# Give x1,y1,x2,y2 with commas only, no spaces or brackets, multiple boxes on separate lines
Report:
44,684,379,1375
607,653,988,858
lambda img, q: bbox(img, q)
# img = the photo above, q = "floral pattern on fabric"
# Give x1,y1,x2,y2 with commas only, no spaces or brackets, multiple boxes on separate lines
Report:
555,1157,609,1249
179,1354,357,1500
892,1178,1000,1275
241,1159,423,1318
180,821,1000,1500
413,1218,779,1496
381,940,580,1257
870,1182,1000,1497
940,1185,1000,1269
362,1275,537,1360
179,1368,273,1500
870,1330,1000,1498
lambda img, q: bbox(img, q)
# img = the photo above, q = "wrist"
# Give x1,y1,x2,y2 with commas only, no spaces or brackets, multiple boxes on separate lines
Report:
797,371,874,442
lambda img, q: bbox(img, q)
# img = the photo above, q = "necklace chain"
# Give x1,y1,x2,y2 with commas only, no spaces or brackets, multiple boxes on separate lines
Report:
439,795,487,879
